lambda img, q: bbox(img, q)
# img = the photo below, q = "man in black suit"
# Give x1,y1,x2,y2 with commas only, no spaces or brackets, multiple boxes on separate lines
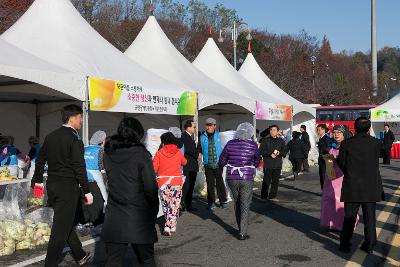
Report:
338,117,384,254
300,125,311,172
317,124,331,189
32,104,93,266
383,124,395,165
181,120,199,212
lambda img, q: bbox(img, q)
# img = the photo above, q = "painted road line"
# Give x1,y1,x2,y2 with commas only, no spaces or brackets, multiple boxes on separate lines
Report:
383,213,400,267
345,186,400,267
8,237,100,267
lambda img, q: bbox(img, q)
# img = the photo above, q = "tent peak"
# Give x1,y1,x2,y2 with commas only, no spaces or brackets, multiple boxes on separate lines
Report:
248,41,252,53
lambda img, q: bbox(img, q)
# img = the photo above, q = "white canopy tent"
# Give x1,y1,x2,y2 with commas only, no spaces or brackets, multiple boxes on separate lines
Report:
2,0,186,144
125,16,254,114
0,38,86,152
193,38,291,131
370,93,400,140
239,52,318,160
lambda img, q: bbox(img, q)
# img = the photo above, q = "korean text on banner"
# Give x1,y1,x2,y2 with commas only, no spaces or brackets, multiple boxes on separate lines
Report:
88,77,197,116
371,109,400,122
255,101,293,121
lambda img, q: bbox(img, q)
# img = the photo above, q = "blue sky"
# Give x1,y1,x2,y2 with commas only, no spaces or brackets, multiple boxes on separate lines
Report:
176,0,399,53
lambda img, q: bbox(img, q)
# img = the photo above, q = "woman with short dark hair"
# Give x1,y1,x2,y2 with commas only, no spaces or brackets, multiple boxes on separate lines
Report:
102,117,159,267
153,132,187,236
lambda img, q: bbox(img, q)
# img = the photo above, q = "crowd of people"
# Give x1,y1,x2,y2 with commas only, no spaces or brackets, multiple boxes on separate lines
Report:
1,103,391,266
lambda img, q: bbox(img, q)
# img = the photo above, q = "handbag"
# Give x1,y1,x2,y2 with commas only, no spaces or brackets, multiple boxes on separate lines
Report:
323,154,338,180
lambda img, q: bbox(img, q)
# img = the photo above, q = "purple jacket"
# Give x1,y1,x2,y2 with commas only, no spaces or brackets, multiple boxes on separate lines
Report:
219,139,261,181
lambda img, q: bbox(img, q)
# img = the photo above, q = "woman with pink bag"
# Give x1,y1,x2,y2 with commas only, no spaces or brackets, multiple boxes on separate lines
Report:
320,125,358,231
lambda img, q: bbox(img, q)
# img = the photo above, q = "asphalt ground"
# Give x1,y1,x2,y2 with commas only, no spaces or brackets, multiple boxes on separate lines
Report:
2,159,400,267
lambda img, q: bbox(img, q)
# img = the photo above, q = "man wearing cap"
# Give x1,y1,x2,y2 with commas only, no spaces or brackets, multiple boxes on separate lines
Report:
198,118,228,210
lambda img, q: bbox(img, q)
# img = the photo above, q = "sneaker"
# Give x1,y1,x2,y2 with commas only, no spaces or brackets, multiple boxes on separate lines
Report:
78,251,92,266
208,203,217,210
162,227,172,236
238,234,250,240
220,202,229,209
268,198,279,203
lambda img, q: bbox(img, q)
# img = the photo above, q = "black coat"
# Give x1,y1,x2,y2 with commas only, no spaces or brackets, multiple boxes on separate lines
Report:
259,136,287,169
102,137,159,244
181,131,199,172
337,133,383,202
287,139,308,160
301,131,311,151
317,134,332,164
383,130,395,148
318,134,331,156
32,126,90,194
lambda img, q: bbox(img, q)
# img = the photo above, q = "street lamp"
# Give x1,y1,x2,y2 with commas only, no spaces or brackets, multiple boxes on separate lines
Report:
219,21,252,70
311,56,316,102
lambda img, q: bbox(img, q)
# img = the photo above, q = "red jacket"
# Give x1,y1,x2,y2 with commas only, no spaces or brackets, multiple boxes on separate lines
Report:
153,144,187,187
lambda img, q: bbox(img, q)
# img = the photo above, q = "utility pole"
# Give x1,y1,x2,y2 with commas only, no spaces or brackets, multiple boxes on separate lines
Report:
232,21,238,70
371,0,378,97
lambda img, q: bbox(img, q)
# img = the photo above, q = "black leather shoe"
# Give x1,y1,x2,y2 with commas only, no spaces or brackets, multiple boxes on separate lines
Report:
186,206,197,212
360,244,373,254
238,234,250,240
338,245,350,253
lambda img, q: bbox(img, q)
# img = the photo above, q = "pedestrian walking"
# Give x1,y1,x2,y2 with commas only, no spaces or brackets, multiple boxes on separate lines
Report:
198,118,228,210
287,131,307,180
153,132,187,236
102,117,159,267
320,125,358,231
81,131,107,227
85,131,108,203
317,124,332,190
338,117,384,254
181,120,199,212
219,123,260,240
299,125,311,172
382,124,395,165
259,125,287,201
32,104,93,266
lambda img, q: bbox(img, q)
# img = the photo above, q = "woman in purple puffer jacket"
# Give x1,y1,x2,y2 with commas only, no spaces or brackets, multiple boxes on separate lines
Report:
219,122,261,240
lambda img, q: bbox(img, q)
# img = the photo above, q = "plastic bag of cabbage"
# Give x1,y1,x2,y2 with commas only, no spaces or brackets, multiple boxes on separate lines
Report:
0,218,52,255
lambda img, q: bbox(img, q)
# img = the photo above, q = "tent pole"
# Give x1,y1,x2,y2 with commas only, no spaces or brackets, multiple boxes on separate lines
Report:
82,77,90,146
194,93,199,144
34,99,40,138
253,114,257,140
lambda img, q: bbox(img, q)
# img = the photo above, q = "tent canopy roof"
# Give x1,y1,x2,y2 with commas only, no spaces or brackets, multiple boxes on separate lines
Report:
193,38,284,106
371,92,400,110
0,38,84,101
124,16,254,112
239,53,315,117
2,0,184,98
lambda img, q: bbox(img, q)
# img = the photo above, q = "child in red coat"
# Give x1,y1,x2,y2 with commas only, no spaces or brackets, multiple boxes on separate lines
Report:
153,132,187,235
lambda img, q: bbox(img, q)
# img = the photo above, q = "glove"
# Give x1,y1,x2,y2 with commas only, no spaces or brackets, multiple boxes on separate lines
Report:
33,183,44,198
84,193,94,205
